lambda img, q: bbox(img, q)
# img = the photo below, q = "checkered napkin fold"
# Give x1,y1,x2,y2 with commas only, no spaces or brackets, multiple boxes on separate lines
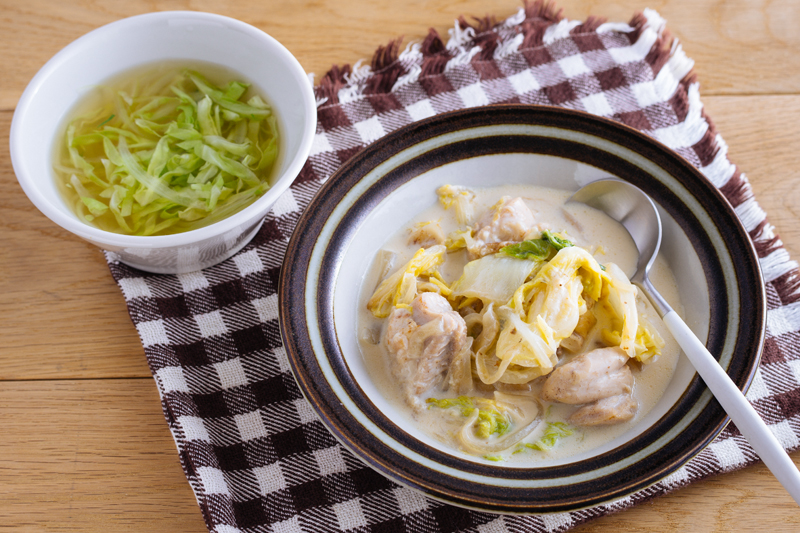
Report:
107,2,800,532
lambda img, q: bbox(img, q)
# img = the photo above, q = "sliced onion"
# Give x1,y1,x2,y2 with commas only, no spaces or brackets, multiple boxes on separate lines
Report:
457,393,543,454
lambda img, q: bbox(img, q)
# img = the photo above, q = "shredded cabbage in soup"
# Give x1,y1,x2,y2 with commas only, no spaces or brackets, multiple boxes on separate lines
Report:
53,64,279,236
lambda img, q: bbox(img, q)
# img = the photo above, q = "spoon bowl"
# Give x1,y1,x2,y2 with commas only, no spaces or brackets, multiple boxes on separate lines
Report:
570,177,800,505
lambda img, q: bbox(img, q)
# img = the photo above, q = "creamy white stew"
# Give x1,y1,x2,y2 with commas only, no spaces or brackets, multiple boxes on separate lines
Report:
357,184,681,463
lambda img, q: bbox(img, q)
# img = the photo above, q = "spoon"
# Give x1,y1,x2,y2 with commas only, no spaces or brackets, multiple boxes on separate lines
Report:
569,177,800,505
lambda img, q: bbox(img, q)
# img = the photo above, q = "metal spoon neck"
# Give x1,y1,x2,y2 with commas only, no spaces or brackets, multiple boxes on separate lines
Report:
632,272,673,318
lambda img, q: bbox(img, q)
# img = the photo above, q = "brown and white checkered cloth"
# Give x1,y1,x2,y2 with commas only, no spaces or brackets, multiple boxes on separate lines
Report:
107,2,800,532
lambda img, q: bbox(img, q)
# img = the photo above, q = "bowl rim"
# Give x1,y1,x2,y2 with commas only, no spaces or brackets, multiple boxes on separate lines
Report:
9,10,317,247
278,104,766,513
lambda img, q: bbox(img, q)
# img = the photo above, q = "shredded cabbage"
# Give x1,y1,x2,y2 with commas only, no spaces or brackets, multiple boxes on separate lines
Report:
55,68,279,236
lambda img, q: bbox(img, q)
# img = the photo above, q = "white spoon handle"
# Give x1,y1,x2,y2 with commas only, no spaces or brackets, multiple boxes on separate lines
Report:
662,310,800,505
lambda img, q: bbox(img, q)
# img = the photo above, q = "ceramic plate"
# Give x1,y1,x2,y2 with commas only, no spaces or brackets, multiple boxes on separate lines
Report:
278,105,765,513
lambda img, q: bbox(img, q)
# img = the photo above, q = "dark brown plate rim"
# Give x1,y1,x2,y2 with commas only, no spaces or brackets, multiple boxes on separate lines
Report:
278,104,765,513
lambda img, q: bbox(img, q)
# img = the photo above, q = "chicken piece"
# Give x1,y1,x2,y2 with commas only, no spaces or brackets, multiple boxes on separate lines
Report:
384,293,471,410
411,291,455,324
385,308,417,356
407,221,445,248
569,394,637,426
540,347,632,404
473,197,535,242
468,197,535,259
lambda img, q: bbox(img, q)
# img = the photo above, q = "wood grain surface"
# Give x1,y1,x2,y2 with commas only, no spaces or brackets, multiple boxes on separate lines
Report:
2,0,799,531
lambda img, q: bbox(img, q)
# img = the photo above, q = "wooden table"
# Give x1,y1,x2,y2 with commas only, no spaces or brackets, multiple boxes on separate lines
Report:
2,0,799,530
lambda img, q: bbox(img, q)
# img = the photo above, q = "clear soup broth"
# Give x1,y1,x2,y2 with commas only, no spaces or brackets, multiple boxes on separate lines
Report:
53,61,280,236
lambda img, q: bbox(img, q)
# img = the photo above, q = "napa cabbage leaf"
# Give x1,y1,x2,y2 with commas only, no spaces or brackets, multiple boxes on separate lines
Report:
436,184,476,225
367,245,446,318
449,254,541,305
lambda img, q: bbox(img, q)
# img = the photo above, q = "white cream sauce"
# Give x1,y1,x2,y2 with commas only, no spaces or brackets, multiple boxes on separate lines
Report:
356,184,682,463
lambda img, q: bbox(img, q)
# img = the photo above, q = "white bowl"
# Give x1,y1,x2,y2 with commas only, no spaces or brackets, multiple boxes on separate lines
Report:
10,11,316,273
